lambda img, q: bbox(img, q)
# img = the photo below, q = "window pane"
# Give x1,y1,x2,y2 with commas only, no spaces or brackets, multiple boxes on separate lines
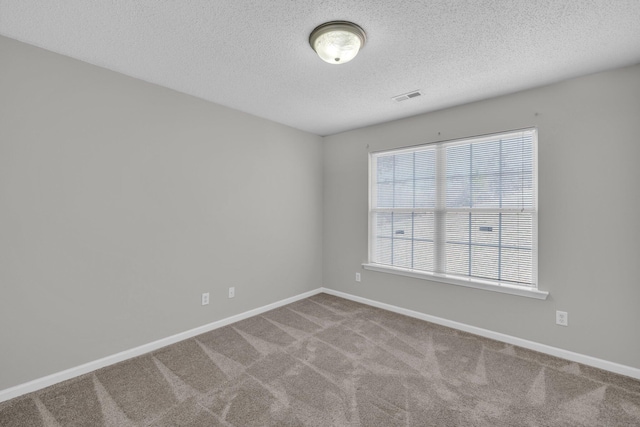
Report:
415,178,436,208
445,212,469,245
501,247,533,285
501,135,534,209
375,212,393,237
374,237,392,265
471,140,500,209
413,213,434,271
501,212,533,285
392,213,413,241
502,173,533,208
446,242,469,276
501,213,532,248
471,245,499,281
373,212,393,266
471,213,499,246
376,182,393,208
414,149,436,180
446,144,471,208
414,241,434,271
393,239,412,269
445,212,470,275
413,213,434,240
392,213,413,268
394,153,414,181
376,156,394,183
394,179,414,208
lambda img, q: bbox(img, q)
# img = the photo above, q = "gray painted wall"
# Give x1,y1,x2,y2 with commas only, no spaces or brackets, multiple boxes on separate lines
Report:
0,36,323,391
323,64,640,370
2,32,639,393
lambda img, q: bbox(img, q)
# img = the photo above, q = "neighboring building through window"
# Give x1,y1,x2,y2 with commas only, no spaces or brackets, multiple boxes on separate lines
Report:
365,128,543,298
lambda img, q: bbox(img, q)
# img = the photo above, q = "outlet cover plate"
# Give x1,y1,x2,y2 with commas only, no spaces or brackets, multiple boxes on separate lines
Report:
556,310,568,326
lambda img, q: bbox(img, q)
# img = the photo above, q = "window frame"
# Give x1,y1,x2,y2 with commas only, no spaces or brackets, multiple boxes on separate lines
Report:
363,128,548,300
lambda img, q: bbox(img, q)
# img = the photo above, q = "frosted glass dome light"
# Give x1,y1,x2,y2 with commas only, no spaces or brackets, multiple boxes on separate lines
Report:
309,21,366,65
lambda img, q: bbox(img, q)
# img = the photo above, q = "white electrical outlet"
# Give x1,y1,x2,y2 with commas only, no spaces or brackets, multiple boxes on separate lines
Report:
556,310,568,326
355,272,361,282
201,292,209,306
228,287,235,299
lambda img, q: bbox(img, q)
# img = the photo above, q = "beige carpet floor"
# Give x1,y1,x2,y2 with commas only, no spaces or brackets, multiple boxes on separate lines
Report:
1,293,639,426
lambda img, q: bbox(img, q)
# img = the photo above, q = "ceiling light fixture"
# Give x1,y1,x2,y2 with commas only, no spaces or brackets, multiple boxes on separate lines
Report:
309,21,366,65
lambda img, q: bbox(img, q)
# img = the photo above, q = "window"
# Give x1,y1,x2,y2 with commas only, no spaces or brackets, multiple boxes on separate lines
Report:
365,128,546,299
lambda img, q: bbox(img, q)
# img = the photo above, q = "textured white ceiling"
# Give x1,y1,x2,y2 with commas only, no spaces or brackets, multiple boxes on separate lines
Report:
1,1,640,136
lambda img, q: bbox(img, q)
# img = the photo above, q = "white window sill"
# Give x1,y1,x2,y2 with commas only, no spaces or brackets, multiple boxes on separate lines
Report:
361,263,549,300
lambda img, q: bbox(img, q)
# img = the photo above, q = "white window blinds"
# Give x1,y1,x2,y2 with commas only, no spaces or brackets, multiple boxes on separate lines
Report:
369,129,537,288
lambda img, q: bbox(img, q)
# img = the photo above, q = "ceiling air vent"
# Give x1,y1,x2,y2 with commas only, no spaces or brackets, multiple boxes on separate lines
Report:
392,90,423,103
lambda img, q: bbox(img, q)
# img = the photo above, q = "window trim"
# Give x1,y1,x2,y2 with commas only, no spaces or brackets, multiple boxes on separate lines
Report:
361,263,548,299
366,128,547,300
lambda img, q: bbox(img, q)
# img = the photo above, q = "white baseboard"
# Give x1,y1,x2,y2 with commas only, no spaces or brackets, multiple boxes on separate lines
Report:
3,286,638,404
0,288,323,404
320,287,640,380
